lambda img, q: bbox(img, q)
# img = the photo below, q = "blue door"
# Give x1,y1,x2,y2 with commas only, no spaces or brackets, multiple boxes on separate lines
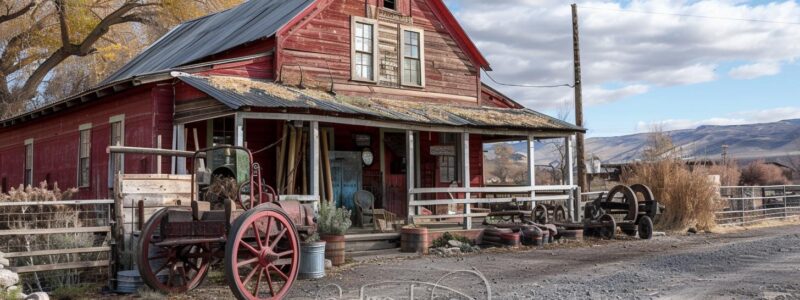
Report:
330,151,362,212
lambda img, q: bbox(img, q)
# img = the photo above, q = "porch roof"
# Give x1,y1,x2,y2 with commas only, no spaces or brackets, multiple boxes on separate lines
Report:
176,74,584,133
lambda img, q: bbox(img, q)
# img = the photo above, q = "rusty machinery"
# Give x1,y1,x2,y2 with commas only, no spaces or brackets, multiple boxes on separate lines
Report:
582,184,663,240
136,145,316,299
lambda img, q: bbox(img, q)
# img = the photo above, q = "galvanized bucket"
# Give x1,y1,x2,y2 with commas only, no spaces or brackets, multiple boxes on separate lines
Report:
299,241,326,279
117,270,144,294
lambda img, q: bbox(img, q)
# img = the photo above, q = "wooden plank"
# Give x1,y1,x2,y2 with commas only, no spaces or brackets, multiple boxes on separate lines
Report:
413,213,489,219
121,179,192,194
11,260,109,274
4,246,111,258
0,226,111,236
409,185,577,194
0,199,114,207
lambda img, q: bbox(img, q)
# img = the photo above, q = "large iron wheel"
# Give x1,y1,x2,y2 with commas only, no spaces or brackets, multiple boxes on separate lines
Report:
597,214,616,239
532,204,548,224
137,208,212,293
631,184,659,219
553,205,568,223
225,205,300,300
605,185,639,221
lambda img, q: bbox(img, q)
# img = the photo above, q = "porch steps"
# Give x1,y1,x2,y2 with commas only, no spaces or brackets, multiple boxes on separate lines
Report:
344,232,400,253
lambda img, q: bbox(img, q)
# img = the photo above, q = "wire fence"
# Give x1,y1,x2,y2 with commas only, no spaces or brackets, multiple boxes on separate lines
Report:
0,200,113,293
716,185,800,226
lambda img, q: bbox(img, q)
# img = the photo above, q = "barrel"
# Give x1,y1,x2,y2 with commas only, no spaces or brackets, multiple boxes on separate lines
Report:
401,227,429,254
299,241,326,279
560,229,584,241
320,235,346,266
500,232,520,248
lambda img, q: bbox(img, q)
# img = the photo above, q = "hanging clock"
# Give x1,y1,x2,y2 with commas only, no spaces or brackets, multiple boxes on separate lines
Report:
361,147,374,167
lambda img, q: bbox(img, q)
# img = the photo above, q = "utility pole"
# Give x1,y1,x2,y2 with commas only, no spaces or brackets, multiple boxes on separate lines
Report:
572,3,588,192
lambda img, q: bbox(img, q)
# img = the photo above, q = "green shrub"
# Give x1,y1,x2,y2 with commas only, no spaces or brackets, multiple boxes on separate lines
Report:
317,201,352,235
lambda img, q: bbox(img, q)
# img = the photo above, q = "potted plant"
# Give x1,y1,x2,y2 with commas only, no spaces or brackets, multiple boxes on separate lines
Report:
299,233,326,279
317,200,352,266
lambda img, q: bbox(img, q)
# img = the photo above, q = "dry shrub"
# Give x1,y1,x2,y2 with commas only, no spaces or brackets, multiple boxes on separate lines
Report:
740,160,789,186
622,160,720,231
706,160,742,186
622,129,721,231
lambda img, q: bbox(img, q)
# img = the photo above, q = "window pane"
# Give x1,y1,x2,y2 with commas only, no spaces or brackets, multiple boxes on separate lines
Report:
356,53,373,79
80,158,90,186
404,58,420,85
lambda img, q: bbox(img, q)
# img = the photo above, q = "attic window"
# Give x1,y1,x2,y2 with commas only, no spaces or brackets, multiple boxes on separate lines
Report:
384,0,396,10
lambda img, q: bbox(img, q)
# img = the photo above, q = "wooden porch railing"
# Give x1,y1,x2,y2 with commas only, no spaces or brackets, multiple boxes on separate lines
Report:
408,185,579,229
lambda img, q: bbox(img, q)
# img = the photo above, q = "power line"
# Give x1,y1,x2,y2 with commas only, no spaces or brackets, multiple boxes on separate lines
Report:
483,71,574,88
579,5,800,26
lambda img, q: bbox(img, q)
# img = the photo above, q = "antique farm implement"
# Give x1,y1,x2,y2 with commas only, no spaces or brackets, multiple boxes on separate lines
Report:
136,145,316,299
582,184,662,240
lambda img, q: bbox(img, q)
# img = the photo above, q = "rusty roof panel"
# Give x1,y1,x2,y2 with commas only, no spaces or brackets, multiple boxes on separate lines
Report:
177,74,584,132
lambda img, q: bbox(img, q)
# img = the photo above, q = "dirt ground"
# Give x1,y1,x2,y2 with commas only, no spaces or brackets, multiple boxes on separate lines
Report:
131,223,800,300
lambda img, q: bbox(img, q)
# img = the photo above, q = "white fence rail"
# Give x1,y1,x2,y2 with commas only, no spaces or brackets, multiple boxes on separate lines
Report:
408,185,579,229
716,185,800,226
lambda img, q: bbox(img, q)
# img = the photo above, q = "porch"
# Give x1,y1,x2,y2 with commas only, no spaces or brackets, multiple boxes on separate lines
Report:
169,74,584,245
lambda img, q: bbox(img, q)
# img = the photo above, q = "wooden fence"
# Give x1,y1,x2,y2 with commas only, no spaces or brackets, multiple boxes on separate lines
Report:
0,199,113,292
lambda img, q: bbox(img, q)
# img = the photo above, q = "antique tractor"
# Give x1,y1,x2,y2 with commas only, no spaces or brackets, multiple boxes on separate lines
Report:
583,184,662,240
136,145,316,299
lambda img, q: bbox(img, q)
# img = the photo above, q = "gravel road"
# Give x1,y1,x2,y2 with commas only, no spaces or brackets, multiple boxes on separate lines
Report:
167,224,800,299
285,224,800,300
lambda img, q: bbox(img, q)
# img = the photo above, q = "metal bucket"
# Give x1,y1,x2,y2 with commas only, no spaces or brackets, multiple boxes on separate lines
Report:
299,241,327,279
116,270,144,294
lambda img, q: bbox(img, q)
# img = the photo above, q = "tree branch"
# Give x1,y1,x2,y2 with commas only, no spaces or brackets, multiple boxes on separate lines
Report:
54,0,71,46
0,1,35,25
12,1,149,103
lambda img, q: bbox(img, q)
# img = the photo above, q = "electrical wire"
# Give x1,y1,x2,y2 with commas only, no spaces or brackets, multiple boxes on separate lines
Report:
483,70,574,88
578,5,800,26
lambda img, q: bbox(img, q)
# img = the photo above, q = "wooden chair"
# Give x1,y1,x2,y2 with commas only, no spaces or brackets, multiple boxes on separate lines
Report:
354,190,375,227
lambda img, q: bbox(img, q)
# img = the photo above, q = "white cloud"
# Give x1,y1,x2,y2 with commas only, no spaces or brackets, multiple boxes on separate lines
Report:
636,107,800,132
729,62,781,79
449,0,800,109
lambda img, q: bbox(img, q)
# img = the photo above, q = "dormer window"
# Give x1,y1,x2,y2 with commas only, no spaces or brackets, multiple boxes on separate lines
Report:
384,0,396,10
351,17,379,82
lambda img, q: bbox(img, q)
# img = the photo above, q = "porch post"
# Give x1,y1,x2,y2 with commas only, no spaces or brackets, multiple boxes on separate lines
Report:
234,113,245,147
173,124,187,174
406,130,416,223
527,134,536,207
565,135,576,221
309,121,320,211
461,132,472,229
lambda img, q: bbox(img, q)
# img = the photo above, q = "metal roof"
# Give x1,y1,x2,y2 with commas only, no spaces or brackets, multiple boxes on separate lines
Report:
176,74,584,133
101,0,314,85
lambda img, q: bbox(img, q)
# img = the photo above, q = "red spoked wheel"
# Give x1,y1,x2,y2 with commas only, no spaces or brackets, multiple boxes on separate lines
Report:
137,208,212,293
225,205,300,300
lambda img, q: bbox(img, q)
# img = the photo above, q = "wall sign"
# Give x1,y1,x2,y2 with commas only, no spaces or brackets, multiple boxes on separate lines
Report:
354,134,372,147
430,145,455,156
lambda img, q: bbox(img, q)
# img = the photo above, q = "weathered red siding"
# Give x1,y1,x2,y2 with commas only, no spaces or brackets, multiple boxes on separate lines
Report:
0,84,171,199
278,0,480,104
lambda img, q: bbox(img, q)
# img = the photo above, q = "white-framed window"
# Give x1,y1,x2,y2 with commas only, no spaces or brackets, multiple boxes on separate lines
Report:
400,27,425,87
24,138,33,187
109,114,125,187
439,155,457,183
78,123,92,187
351,17,379,82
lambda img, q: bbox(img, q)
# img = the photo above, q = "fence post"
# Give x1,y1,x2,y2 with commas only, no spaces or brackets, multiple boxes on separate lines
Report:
741,198,746,226
784,186,788,219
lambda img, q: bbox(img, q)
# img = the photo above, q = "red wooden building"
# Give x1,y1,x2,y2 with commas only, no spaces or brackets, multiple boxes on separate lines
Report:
0,0,583,230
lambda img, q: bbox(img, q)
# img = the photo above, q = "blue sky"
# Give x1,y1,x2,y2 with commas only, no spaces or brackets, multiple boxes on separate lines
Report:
446,0,800,137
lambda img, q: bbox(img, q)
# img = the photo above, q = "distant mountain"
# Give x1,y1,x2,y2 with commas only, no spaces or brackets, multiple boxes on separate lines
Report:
532,119,800,164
